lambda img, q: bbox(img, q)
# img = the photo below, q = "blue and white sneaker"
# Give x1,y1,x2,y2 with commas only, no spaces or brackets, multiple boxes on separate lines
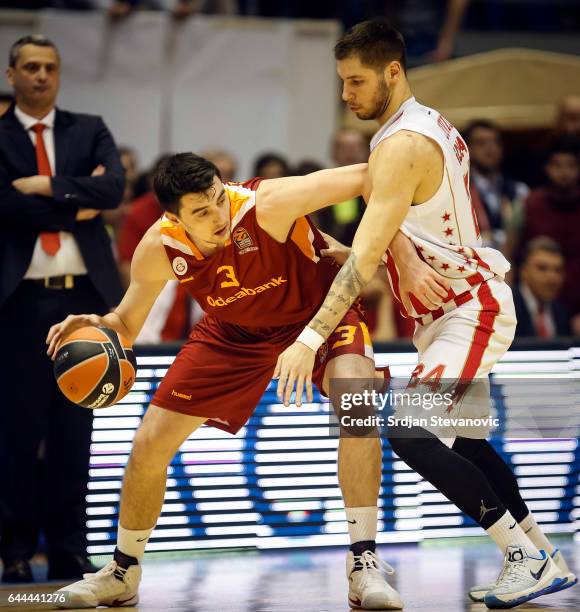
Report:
468,547,576,602
551,548,578,591
484,545,566,609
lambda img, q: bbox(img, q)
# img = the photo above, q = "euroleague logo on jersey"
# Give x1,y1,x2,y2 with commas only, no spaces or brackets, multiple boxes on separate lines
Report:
172,256,188,276
233,227,258,254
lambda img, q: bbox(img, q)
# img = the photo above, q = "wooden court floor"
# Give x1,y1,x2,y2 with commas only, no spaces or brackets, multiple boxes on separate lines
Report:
0,538,578,611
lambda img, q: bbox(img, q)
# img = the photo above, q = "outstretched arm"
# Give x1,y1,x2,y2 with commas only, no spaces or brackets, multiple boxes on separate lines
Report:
47,226,172,355
274,132,436,406
256,163,368,242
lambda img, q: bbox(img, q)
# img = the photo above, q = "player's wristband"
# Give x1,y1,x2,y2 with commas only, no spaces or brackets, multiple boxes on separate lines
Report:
296,327,325,353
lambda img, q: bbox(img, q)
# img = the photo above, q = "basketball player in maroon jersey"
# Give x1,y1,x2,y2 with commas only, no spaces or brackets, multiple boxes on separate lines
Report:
47,153,448,609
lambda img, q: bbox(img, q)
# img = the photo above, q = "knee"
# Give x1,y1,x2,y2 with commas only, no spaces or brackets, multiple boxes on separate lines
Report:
340,436,381,459
129,427,175,470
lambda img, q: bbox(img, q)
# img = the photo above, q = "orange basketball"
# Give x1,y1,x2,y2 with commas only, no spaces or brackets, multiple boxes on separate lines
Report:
53,327,137,409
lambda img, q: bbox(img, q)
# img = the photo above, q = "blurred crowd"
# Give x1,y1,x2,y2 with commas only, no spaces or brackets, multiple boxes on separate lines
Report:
3,1,580,67
37,95,580,345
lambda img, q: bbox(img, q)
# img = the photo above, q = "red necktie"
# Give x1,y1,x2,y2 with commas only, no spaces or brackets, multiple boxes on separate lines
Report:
535,303,550,339
32,123,61,256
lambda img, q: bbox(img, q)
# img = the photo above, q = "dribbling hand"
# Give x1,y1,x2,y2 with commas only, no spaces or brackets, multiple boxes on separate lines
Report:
46,313,103,359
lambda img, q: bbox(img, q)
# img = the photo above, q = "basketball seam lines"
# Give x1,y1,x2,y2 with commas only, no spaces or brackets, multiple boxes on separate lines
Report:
56,352,109,404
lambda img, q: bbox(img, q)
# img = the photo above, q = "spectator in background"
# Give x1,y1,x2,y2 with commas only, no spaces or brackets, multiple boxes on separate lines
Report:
464,119,529,251
107,0,236,21
518,137,580,333
119,146,139,194
102,145,140,242
556,95,580,138
387,0,470,65
202,148,237,183
253,152,290,179
0,35,124,582
513,237,571,338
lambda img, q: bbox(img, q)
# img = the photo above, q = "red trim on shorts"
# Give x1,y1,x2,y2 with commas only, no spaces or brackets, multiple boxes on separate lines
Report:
459,281,500,380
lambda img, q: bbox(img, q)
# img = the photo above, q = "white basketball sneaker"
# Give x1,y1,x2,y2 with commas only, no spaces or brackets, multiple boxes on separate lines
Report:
55,560,141,608
484,545,565,609
468,547,576,602
346,550,404,610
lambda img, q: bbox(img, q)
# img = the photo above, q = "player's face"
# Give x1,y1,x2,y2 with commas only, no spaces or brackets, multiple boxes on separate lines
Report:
6,44,60,112
521,250,565,303
338,56,390,121
172,176,231,255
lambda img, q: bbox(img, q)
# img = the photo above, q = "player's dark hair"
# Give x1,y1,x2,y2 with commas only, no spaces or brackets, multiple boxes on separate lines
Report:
462,120,499,144
9,35,59,68
334,20,407,73
153,152,221,215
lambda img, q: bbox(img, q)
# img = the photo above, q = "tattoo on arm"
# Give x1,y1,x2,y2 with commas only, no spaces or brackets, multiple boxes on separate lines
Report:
310,253,368,338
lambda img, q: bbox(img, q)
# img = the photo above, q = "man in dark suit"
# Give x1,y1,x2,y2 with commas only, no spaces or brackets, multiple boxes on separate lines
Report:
513,237,571,338
0,35,125,582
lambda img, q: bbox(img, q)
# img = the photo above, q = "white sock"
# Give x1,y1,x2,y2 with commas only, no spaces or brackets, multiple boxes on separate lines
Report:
486,511,540,556
117,525,154,562
345,506,378,544
519,512,555,555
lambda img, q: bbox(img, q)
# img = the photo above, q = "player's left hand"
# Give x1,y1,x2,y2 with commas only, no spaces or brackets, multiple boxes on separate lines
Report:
274,342,315,407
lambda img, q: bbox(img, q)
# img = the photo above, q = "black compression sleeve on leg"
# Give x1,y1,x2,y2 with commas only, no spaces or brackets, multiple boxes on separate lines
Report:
452,437,529,523
388,427,506,529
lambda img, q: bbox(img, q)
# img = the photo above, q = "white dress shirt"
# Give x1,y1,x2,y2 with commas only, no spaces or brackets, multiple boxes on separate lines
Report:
519,282,556,338
15,106,87,278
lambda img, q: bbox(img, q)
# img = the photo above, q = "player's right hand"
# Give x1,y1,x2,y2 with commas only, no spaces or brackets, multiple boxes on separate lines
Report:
46,313,103,359
319,231,351,266
399,259,451,313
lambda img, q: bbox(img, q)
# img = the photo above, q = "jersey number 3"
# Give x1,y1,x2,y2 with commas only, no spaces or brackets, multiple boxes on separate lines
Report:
217,265,240,288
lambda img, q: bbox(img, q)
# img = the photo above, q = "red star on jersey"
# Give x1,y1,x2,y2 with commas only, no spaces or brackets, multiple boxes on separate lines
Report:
458,247,465,254
457,265,466,272
441,263,450,271
441,212,451,222
427,255,436,261
444,227,454,237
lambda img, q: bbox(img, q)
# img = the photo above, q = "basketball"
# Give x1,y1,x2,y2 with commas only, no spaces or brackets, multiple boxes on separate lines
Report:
53,327,137,409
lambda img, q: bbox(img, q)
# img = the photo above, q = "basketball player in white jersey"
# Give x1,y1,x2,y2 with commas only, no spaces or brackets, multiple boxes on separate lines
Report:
276,21,576,609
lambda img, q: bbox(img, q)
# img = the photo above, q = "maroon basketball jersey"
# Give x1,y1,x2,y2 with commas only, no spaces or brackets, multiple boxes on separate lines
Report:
159,179,339,327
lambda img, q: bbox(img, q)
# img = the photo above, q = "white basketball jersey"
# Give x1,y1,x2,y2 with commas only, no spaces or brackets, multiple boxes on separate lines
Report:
370,97,511,323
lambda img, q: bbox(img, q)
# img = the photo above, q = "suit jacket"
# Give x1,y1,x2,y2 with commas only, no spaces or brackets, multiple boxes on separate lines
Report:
0,104,124,309
513,285,571,338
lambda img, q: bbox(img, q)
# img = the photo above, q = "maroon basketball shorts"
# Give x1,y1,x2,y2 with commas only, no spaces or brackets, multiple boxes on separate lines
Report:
151,306,378,434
